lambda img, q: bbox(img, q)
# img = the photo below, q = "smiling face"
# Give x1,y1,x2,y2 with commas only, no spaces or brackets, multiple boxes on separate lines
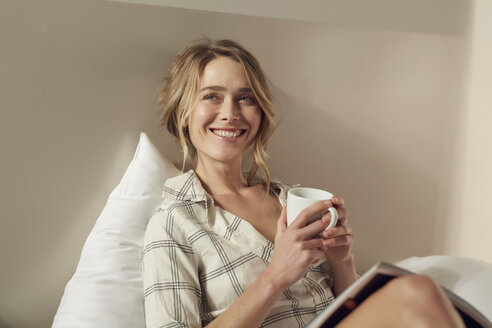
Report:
185,56,262,169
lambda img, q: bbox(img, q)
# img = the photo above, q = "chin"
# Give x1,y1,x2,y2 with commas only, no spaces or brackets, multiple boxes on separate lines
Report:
205,150,244,165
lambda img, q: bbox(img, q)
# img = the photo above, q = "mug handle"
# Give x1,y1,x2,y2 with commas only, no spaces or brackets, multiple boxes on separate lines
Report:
325,207,338,229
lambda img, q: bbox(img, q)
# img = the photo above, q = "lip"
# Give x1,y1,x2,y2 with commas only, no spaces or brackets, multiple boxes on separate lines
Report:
209,127,247,142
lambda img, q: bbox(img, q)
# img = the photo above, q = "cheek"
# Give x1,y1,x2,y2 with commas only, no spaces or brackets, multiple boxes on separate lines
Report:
191,105,215,125
187,107,216,147
187,107,206,131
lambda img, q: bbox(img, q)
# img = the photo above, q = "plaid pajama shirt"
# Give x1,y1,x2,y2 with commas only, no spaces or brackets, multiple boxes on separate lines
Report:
142,170,335,328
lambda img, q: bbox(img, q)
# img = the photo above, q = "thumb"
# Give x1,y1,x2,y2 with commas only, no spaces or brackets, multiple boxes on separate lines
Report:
277,206,287,233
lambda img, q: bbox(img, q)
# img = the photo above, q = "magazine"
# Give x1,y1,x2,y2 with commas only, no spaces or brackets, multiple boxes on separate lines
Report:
305,262,492,328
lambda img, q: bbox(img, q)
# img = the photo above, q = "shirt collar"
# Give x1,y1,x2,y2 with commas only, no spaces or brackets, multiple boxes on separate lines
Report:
162,170,210,203
163,170,291,205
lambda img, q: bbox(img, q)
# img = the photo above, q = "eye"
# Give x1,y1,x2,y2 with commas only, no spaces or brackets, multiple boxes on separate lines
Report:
203,93,220,101
238,95,256,104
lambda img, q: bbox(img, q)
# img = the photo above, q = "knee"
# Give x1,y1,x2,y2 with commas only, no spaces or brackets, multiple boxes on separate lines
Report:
388,274,444,304
383,275,461,327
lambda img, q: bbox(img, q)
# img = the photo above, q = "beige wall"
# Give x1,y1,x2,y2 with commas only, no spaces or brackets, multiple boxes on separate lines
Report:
0,0,490,327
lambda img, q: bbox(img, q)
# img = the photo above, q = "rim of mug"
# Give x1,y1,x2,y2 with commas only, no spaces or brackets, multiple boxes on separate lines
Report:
288,187,334,200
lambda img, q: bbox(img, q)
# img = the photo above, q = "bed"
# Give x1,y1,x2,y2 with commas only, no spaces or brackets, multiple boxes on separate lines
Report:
52,133,492,327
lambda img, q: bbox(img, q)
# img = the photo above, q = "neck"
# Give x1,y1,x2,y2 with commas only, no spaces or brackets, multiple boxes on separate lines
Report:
194,157,248,197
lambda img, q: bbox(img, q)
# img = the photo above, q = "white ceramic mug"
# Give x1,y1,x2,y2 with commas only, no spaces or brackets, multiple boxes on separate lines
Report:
287,187,338,230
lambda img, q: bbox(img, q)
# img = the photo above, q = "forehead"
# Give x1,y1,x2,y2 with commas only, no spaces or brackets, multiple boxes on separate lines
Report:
199,56,250,89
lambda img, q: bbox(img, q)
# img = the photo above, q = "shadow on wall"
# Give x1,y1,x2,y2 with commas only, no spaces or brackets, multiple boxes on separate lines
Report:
0,308,12,328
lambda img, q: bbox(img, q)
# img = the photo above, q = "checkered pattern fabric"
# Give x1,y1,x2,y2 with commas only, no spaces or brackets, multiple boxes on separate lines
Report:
142,170,334,328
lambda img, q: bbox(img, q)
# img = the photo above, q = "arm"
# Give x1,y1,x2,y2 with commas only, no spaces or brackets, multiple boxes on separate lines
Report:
207,203,338,328
142,211,202,328
204,268,283,328
144,201,340,328
321,196,358,296
328,254,358,296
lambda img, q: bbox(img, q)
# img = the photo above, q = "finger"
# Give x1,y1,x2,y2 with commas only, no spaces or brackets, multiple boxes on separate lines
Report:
322,234,354,247
300,208,343,239
336,207,348,221
277,206,287,233
321,210,338,228
332,195,345,207
298,242,326,264
299,215,332,239
330,207,347,227
338,214,347,226
323,226,352,239
290,200,333,229
302,237,326,250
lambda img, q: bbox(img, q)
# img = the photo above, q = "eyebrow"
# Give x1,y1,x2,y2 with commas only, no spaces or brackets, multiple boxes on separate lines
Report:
199,86,253,93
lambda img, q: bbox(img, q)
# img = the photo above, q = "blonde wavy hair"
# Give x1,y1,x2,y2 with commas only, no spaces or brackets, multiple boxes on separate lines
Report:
159,38,276,191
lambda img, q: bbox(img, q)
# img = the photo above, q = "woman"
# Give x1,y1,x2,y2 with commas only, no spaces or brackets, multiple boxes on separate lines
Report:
142,38,464,327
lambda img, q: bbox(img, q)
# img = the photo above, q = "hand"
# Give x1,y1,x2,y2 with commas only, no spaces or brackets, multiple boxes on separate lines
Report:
320,196,354,264
265,201,335,291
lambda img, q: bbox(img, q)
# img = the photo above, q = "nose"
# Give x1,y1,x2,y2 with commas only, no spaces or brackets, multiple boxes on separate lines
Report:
220,98,240,122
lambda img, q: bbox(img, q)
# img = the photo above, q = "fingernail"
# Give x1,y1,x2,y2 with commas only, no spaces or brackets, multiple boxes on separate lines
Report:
324,200,332,206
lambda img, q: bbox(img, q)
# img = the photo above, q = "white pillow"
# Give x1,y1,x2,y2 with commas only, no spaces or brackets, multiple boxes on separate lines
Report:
53,132,181,328
396,255,492,321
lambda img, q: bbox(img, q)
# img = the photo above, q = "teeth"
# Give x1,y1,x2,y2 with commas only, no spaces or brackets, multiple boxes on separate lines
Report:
213,129,242,138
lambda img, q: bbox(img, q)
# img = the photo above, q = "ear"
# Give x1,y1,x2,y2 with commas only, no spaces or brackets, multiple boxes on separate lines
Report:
183,116,189,128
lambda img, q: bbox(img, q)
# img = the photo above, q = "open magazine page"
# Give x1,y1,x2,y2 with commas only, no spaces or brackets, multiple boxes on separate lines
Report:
305,262,492,328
